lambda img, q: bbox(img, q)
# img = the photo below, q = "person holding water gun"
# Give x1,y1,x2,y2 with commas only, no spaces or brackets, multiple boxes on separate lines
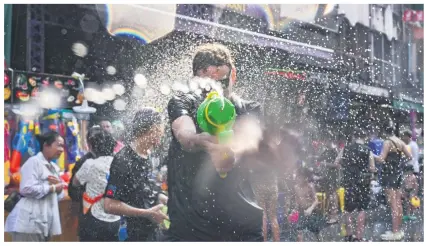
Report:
163,43,264,242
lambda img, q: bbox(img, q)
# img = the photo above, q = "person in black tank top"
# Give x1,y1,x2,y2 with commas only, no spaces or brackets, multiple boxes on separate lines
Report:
341,128,376,241
374,125,412,241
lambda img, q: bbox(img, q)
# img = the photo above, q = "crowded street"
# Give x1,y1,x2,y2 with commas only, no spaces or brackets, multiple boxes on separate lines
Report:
3,3,424,242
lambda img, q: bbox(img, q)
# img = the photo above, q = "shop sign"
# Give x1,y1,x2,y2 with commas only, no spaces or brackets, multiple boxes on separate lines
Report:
308,72,333,85
265,68,306,81
398,93,423,104
348,82,389,98
392,100,424,113
403,9,424,22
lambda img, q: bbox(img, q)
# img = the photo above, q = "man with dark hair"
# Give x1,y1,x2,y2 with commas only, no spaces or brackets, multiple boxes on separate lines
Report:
163,43,264,241
103,108,168,242
341,128,376,241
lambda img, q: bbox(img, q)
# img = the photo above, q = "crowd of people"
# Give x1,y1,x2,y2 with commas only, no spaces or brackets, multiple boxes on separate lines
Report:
4,43,423,242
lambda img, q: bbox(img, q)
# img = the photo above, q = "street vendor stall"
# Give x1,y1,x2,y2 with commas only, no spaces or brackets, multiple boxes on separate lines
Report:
3,70,94,242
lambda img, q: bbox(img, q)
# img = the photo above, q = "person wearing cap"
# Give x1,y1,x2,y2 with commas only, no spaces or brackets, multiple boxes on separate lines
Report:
163,43,264,241
103,108,168,241
340,128,376,242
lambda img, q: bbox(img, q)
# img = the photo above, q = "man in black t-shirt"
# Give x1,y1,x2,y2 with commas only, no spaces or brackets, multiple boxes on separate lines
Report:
163,43,264,241
341,128,376,242
103,108,168,241
317,140,340,224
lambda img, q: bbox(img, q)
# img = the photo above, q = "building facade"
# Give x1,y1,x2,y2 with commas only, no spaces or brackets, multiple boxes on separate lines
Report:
6,4,423,135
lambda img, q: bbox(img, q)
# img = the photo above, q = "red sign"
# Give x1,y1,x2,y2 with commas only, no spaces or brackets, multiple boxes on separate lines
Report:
413,25,424,40
403,9,424,22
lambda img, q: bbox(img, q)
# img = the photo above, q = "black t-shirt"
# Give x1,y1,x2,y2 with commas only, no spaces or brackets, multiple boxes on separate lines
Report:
104,145,161,241
166,91,264,241
318,147,338,164
342,142,371,186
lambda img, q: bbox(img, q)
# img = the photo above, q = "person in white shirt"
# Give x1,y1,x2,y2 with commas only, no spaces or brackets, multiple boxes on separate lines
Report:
401,130,420,174
72,127,120,241
5,131,65,242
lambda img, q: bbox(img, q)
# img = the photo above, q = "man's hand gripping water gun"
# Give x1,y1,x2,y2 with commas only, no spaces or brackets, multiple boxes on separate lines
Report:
197,91,237,178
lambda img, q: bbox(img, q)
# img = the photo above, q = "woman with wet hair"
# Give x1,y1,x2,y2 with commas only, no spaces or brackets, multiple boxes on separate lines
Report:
5,131,65,241
72,127,120,241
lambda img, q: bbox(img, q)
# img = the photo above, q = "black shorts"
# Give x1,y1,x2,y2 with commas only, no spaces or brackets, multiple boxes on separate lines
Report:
382,173,403,189
344,184,370,213
296,211,326,234
79,211,120,242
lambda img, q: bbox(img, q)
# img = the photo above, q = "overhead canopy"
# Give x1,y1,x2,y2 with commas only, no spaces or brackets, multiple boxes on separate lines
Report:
95,4,335,61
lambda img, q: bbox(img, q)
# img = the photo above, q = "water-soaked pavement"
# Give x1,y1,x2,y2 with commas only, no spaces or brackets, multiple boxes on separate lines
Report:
276,200,424,242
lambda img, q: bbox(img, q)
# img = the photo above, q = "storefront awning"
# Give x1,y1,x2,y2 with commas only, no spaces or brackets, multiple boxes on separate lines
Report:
174,13,335,60
97,4,335,61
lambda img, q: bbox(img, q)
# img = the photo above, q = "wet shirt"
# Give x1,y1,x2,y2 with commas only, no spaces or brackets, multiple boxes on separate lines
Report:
318,147,338,165
104,145,161,241
341,142,370,185
76,156,120,222
166,91,263,241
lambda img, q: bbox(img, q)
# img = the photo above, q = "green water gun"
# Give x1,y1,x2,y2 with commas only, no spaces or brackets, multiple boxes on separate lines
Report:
197,91,236,178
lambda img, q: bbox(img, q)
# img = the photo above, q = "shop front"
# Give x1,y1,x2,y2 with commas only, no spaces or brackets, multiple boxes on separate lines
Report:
392,90,424,139
3,69,93,241
346,82,392,135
